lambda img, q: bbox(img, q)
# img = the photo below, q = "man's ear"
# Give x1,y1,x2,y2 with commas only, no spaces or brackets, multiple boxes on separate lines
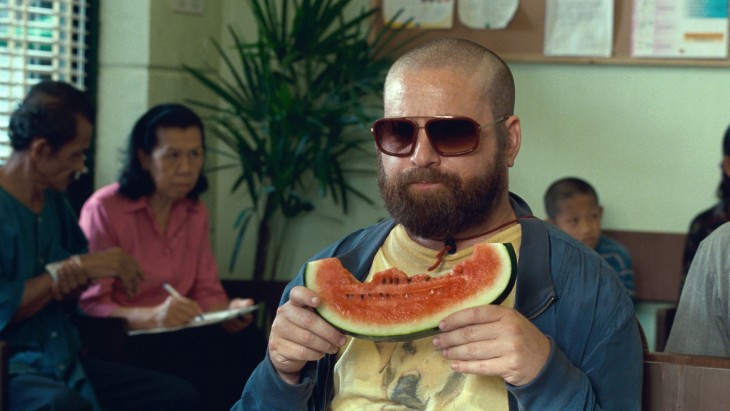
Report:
504,115,521,167
29,138,51,162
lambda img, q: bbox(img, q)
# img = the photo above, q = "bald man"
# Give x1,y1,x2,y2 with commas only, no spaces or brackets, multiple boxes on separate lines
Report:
236,38,642,411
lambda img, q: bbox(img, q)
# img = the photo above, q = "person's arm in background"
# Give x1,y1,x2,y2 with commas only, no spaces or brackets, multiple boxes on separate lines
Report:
3,193,140,326
78,194,131,316
667,225,730,356
10,258,89,323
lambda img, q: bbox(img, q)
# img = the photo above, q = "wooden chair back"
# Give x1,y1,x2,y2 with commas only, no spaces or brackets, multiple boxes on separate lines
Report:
643,352,730,410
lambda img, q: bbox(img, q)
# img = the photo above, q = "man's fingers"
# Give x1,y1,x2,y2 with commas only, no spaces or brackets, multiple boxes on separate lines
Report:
439,305,505,332
271,300,345,354
271,336,331,366
288,286,322,309
282,318,341,355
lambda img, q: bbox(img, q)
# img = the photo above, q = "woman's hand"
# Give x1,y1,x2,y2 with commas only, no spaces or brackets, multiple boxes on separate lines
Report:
153,295,203,328
221,298,256,333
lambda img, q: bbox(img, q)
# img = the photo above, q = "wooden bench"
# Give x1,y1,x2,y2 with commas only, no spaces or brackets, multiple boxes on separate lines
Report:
603,230,685,351
643,352,730,410
603,229,685,303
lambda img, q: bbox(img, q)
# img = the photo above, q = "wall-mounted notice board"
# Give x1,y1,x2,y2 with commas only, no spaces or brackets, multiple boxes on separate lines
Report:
373,1,730,67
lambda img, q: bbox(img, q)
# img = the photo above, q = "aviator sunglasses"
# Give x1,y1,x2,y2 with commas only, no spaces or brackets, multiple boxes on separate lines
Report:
371,114,511,157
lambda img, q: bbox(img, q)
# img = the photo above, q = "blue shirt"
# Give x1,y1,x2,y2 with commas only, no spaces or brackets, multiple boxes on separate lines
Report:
596,234,635,300
0,187,99,406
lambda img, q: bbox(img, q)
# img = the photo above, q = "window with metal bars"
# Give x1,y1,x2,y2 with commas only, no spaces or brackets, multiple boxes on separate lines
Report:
0,0,89,164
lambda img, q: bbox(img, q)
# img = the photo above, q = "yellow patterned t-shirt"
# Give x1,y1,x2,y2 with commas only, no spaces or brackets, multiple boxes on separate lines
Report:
331,223,521,410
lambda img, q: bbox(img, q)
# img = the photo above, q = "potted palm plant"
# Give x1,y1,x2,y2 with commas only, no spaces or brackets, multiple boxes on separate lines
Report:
185,0,412,282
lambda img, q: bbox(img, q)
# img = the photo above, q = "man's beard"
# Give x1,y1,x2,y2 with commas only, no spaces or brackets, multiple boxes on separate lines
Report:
377,154,508,240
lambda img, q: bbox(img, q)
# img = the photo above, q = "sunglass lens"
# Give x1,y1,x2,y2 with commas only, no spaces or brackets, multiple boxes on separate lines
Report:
375,119,415,156
427,119,478,155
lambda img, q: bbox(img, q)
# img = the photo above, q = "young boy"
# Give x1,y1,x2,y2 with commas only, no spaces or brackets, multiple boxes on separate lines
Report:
544,177,635,300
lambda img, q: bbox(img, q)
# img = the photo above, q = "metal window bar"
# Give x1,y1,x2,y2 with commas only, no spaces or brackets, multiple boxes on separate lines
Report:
0,0,88,164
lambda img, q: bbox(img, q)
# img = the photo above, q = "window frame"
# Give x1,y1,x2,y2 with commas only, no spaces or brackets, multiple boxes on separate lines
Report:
0,0,98,212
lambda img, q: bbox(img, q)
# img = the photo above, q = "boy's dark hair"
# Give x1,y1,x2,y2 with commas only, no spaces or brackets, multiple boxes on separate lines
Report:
544,177,599,220
8,81,95,152
719,125,730,201
117,103,208,201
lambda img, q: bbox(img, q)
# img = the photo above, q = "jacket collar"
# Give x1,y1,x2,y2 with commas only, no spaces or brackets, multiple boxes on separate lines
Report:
508,193,556,319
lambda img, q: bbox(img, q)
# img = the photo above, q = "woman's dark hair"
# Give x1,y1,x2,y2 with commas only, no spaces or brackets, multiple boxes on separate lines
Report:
8,81,95,152
117,103,208,200
719,125,730,201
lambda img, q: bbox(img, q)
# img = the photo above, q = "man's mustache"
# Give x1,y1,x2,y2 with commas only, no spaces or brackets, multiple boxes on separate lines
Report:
397,168,455,185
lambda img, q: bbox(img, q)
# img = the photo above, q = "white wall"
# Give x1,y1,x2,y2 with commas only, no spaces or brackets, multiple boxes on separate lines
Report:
510,63,729,232
95,0,222,187
96,2,730,282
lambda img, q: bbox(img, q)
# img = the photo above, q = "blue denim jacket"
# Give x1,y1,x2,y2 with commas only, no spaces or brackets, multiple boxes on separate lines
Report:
237,193,642,410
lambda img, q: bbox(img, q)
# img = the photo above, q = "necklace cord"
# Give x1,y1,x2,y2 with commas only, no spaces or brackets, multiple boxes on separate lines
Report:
426,215,535,271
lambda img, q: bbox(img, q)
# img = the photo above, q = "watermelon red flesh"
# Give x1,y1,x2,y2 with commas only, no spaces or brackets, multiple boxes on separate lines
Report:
304,242,517,341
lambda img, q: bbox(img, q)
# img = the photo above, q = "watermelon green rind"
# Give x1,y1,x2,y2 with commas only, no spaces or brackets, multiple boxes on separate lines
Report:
305,242,517,342
490,243,517,307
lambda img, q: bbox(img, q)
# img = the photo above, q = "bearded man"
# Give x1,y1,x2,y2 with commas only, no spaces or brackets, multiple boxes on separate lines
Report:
236,38,642,411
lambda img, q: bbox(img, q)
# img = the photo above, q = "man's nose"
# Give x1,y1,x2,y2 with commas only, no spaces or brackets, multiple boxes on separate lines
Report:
410,128,439,167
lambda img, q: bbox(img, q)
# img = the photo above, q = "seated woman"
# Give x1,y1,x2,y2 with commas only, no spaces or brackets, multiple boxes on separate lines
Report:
78,103,266,410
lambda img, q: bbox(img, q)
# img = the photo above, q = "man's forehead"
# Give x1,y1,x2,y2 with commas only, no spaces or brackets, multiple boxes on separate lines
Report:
384,68,490,116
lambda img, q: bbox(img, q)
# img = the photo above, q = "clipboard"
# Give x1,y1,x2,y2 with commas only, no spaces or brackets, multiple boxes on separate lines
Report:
127,305,258,336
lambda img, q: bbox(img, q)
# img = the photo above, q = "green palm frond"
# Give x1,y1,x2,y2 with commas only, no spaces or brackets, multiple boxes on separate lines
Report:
183,0,414,279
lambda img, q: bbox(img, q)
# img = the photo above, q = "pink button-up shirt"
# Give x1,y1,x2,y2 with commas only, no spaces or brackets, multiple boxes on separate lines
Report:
78,183,228,316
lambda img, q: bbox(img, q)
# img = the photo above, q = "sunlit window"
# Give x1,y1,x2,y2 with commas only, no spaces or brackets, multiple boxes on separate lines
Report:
0,0,88,163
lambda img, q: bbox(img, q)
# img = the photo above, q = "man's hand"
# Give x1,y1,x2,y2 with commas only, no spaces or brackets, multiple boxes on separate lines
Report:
76,248,145,296
432,304,551,386
268,286,346,385
51,257,90,300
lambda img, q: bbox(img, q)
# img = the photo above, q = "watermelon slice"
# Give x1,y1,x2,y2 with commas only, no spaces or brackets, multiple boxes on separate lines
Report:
304,242,517,342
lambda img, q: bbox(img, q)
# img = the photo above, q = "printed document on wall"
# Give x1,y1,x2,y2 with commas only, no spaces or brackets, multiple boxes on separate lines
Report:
544,0,614,57
458,0,519,29
382,0,454,29
632,0,729,58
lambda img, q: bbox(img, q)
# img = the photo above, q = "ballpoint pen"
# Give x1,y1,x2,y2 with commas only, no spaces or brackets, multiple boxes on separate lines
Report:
162,283,205,320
